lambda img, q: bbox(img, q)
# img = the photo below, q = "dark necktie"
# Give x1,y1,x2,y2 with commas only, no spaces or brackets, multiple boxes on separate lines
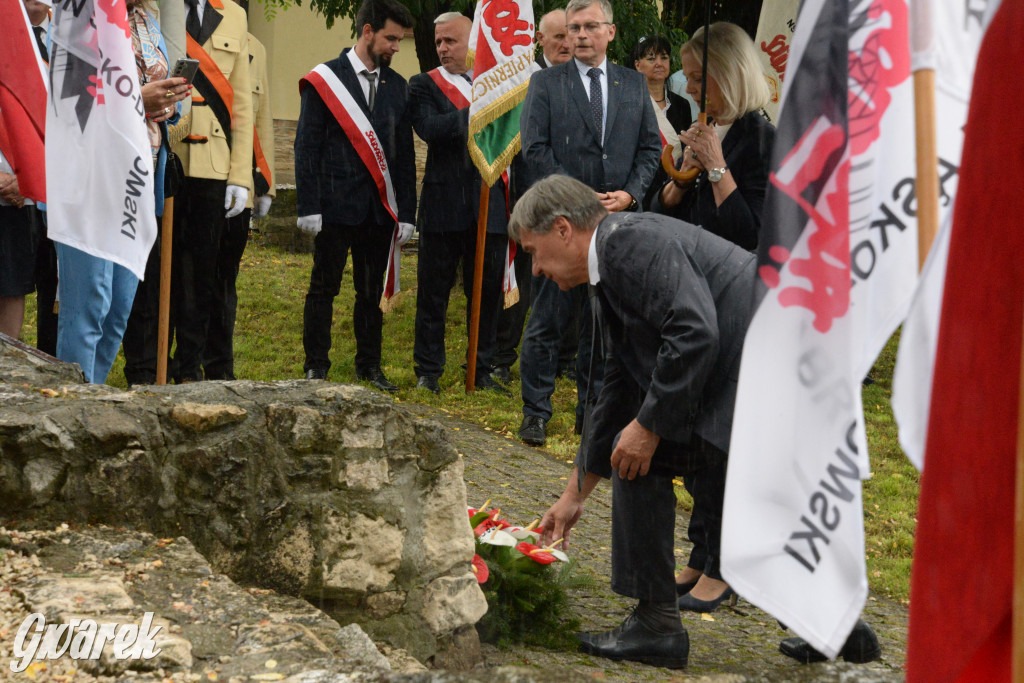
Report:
33,26,47,64
588,67,603,144
461,73,472,83
186,0,201,39
363,70,377,111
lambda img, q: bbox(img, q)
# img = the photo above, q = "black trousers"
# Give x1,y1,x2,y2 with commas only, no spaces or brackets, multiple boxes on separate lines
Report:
302,221,392,374
203,207,251,379
171,177,227,382
122,223,168,385
611,435,727,602
31,208,58,355
413,229,505,379
493,246,531,369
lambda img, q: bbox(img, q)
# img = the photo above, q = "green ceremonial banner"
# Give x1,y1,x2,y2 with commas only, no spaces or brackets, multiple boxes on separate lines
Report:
467,0,535,187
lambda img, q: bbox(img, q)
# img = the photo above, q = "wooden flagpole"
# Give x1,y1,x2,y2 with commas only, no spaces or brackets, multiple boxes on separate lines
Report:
466,183,489,392
1014,306,1024,682
156,198,173,385
913,70,939,267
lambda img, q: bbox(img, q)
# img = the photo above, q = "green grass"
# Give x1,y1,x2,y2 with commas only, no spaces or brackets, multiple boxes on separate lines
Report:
19,234,918,602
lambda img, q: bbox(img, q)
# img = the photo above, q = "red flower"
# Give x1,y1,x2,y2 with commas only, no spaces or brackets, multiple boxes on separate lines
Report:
515,542,558,565
473,509,511,536
471,554,489,583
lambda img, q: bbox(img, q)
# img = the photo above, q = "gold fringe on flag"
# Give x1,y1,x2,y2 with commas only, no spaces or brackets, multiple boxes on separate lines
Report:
504,286,520,309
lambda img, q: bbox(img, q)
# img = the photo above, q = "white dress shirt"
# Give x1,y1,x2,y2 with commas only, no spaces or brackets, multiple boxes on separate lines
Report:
588,221,601,285
574,56,609,142
347,46,380,106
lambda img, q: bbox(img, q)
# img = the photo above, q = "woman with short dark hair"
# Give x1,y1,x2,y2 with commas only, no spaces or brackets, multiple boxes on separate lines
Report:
629,35,692,210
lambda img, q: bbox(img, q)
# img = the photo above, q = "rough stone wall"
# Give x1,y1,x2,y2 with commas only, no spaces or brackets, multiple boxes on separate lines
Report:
1,526,596,682
0,341,486,664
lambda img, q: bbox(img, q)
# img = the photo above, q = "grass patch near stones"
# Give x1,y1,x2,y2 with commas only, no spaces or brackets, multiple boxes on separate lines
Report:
20,236,918,602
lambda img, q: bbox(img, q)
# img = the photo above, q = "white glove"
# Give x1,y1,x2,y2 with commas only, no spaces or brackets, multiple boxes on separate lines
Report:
396,222,414,246
297,214,323,235
255,195,273,218
224,184,249,218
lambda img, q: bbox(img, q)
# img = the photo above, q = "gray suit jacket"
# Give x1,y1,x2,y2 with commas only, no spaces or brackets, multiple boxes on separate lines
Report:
580,212,756,478
520,60,661,202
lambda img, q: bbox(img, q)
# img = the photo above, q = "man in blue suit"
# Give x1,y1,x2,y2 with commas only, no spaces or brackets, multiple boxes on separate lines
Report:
295,0,416,391
517,0,661,446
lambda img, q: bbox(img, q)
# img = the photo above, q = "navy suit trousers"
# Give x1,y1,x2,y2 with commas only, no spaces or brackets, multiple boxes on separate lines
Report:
519,276,599,426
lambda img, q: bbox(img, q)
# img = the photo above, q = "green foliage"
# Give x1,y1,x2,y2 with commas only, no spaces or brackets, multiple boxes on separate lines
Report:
475,545,594,649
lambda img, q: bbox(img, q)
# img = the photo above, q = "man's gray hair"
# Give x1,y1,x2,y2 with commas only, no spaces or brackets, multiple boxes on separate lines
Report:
565,0,613,23
508,175,608,242
434,11,464,24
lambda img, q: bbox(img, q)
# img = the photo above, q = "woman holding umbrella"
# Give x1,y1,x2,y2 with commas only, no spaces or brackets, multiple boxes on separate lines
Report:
652,21,774,613
653,22,774,252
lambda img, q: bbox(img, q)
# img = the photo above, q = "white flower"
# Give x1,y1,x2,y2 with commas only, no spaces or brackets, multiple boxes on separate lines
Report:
477,528,517,546
505,526,542,544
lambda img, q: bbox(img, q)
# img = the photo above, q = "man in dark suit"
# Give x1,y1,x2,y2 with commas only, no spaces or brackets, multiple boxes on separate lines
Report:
511,174,756,668
295,0,416,391
535,9,572,69
493,7,573,384
516,0,660,446
407,12,509,396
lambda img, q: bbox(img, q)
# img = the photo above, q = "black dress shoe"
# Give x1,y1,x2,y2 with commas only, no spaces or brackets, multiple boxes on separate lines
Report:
779,619,881,664
675,578,699,596
579,613,689,669
474,373,512,397
519,415,546,446
356,367,398,393
491,365,512,384
305,368,327,380
416,375,440,395
677,585,736,613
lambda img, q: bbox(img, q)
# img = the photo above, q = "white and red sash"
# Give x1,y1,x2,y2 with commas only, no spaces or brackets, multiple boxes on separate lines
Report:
300,62,403,311
427,67,518,307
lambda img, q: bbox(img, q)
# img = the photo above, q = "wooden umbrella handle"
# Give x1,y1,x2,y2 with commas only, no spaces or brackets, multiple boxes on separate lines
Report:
661,145,699,183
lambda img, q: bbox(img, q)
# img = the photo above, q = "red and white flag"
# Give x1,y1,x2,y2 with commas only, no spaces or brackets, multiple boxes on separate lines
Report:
891,0,999,469
45,0,156,279
721,0,919,658
904,2,1020,679
752,0,799,125
0,0,48,204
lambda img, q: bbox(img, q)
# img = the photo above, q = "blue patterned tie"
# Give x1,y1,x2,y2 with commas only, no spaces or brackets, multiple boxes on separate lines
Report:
588,67,603,144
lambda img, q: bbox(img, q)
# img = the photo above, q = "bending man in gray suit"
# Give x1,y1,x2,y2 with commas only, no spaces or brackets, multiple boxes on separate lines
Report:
516,0,660,447
511,175,756,669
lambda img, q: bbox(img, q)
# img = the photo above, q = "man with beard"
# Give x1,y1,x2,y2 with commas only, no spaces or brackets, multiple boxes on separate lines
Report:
295,0,416,390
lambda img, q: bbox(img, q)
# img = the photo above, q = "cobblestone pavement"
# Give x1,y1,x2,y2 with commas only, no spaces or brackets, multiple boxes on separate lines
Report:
401,404,908,682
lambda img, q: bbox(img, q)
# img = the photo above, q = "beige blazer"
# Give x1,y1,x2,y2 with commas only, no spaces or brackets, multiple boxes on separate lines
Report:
246,33,275,205
173,0,253,188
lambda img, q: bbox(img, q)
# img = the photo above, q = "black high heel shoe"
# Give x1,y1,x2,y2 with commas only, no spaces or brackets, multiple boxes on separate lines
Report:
677,585,737,613
675,578,699,596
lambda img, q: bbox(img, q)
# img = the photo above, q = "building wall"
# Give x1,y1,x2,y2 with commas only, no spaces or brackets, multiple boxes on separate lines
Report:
247,0,422,121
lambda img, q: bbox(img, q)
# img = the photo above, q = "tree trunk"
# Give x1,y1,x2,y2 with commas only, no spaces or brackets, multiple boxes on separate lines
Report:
413,4,444,73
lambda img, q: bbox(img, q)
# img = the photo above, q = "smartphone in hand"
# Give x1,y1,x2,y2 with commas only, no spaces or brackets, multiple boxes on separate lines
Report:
170,57,200,83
